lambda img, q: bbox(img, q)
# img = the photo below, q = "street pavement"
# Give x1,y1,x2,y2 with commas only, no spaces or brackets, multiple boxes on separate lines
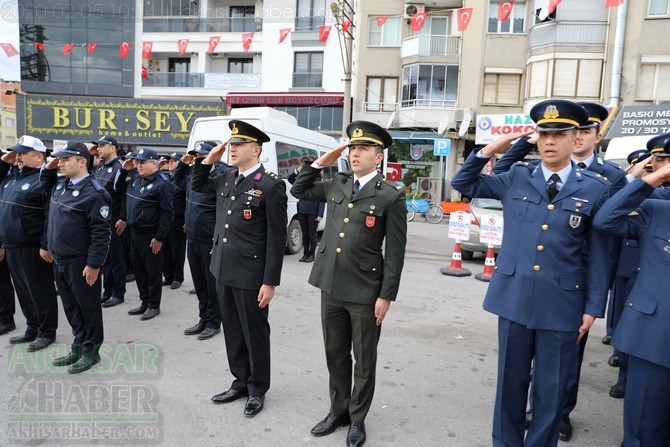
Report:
1,220,623,446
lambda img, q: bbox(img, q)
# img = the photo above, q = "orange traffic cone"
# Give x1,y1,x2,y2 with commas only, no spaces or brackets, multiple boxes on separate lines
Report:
440,241,472,277
475,245,496,282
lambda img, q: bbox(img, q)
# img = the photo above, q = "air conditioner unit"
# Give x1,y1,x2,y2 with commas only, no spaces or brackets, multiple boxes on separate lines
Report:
404,3,425,19
416,177,440,201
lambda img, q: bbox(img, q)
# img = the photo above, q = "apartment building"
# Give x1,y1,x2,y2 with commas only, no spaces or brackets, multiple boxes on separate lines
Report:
1,81,19,148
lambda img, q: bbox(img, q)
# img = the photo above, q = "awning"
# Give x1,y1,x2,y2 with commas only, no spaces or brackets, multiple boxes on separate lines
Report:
389,130,443,142
226,92,344,106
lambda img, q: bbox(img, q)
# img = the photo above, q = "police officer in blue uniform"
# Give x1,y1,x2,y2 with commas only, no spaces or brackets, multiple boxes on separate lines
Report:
0,248,15,336
174,142,225,340
40,141,111,373
119,148,175,320
191,120,287,418
451,99,611,447
162,152,187,290
0,136,59,350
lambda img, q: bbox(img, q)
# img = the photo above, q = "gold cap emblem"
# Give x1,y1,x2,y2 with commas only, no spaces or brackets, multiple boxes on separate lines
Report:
543,105,559,120
231,123,239,135
352,128,364,138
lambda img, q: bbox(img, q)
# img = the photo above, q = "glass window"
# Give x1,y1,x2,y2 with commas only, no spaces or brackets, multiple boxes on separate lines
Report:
295,0,326,31
401,64,457,108
367,16,402,46
527,60,550,98
5,117,16,127
637,63,670,100
487,0,526,34
274,106,342,132
483,73,521,105
275,141,318,179
365,77,398,112
229,58,253,74
648,0,670,16
553,59,602,98
144,0,194,17
293,52,323,88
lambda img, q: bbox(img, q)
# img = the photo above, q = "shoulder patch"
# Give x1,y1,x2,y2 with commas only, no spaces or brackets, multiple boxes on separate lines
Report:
263,170,280,181
90,179,106,193
579,169,608,184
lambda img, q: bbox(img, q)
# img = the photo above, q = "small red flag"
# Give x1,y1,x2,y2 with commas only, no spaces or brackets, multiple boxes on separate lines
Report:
457,8,474,32
207,36,221,53
548,0,561,14
177,38,189,55
498,2,515,21
278,28,291,44
141,66,148,80
342,20,351,33
63,43,75,55
605,0,624,7
142,41,153,59
0,43,19,57
242,32,254,52
318,25,332,42
119,42,130,58
34,42,45,51
376,16,388,27
87,43,97,54
410,12,428,32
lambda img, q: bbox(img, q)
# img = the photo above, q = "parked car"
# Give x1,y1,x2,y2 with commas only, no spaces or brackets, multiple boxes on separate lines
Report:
460,198,503,260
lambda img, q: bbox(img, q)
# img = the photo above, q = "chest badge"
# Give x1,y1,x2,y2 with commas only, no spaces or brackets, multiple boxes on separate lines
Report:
366,216,376,228
569,214,582,229
664,246,670,254
243,209,252,220
107,167,113,173
72,190,80,197
21,183,30,190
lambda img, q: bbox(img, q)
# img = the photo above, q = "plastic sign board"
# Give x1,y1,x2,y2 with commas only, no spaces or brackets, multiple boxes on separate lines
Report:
386,162,402,182
433,139,451,156
476,114,535,144
479,213,504,246
448,211,471,241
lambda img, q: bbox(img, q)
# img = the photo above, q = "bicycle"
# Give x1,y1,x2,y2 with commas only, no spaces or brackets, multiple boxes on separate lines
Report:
406,197,444,224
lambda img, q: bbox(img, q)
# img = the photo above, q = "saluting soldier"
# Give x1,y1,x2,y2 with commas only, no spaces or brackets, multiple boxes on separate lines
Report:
451,100,611,447
291,121,407,447
191,120,287,418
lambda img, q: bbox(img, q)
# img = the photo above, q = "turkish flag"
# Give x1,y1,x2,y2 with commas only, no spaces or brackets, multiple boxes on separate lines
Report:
605,0,624,7
318,25,331,42
207,36,221,53
87,43,97,54
242,32,254,52
457,8,474,32
342,20,351,33
141,66,148,80
0,43,19,57
376,16,388,27
548,0,561,14
278,28,291,44
142,41,153,59
63,43,75,55
119,42,130,58
177,38,189,55
34,42,45,51
498,2,515,21
410,12,428,32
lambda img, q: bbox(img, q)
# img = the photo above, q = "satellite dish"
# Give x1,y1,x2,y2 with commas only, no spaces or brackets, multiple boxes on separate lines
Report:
385,111,396,129
437,115,450,135
458,111,472,138
538,5,549,21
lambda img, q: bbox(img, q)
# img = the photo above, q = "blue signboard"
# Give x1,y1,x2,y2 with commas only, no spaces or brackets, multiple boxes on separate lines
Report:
433,139,451,156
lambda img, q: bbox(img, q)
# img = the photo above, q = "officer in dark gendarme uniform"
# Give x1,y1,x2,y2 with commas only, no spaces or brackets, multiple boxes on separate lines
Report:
162,152,187,290
191,120,287,418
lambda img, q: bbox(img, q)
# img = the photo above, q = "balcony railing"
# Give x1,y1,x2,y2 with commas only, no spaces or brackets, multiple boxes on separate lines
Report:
143,17,261,33
528,22,607,48
400,99,457,109
141,72,262,89
401,35,460,58
363,102,398,113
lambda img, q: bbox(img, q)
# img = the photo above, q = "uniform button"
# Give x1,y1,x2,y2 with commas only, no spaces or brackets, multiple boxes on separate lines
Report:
336,248,342,253
523,196,528,200
372,268,376,271
224,224,229,229
253,255,257,259
628,302,633,308
221,192,224,196
541,224,549,231
537,245,544,251
576,202,582,208
533,265,541,271
575,285,580,289
348,203,354,209
344,218,350,223
339,232,345,238
248,196,252,200
223,238,228,243
231,196,236,201
547,204,555,210
227,210,232,215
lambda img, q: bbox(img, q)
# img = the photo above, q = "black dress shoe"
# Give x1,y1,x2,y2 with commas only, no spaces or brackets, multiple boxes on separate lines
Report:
188,288,197,295
170,281,182,289
140,308,160,320
53,350,82,367
101,293,111,303
162,278,172,286
602,335,612,345
609,383,625,399
128,306,148,316
311,413,351,437
198,327,220,340
102,297,124,308
346,421,366,447
27,337,56,352
559,416,572,442
184,322,205,335
0,322,16,336
125,273,135,283
243,396,264,417
9,332,37,344
608,354,620,367
68,354,99,374
304,255,315,263
299,254,307,262
211,387,248,404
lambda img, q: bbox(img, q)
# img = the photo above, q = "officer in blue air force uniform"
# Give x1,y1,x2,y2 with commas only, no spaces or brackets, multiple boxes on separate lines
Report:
451,99,611,447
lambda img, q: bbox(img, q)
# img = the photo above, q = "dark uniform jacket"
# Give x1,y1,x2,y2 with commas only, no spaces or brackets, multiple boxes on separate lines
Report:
290,164,407,304
41,171,111,268
288,170,325,217
452,152,611,332
166,171,187,225
125,170,174,241
0,162,50,249
93,156,126,218
190,161,287,290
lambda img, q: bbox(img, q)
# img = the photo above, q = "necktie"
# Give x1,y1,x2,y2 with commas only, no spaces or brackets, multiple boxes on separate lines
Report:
352,180,360,197
547,173,560,201
577,162,587,169
235,174,245,187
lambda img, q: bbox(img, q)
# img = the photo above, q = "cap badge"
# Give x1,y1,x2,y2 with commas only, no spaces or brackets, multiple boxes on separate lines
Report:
352,128,364,138
543,105,559,120
139,149,145,154
18,136,25,145
231,123,239,135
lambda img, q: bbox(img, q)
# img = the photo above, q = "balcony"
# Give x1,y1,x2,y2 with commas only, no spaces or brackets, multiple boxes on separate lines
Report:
401,35,460,58
142,72,261,89
143,17,261,33
528,22,607,48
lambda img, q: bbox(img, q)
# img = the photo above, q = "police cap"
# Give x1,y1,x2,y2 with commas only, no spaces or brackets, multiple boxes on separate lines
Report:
346,120,393,149
627,149,651,165
9,135,48,154
133,148,161,161
647,132,670,156
577,102,609,129
530,99,589,131
52,141,92,159
188,142,215,155
92,135,118,148
228,120,270,144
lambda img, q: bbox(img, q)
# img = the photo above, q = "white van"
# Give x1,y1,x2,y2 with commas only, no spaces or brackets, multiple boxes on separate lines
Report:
187,107,349,254
604,136,651,168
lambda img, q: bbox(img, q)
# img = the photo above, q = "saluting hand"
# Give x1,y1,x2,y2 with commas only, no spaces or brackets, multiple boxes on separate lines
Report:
82,266,100,286
480,130,535,157
122,158,134,171
45,157,59,170
643,162,670,187
1,151,17,164
257,284,275,309
181,154,195,165
203,143,227,164
315,144,347,167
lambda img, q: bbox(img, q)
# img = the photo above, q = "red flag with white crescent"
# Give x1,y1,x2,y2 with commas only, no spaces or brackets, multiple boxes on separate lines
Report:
548,0,561,14
498,2,515,21
34,42,45,51
278,28,291,44
207,36,221,53
119,42,130,58
410,12,428,32
318,25,331,42
63,43,75,55
87,43,97,54
376,16,388,27
177,38,189,55
0,43,19,57
242,32,254,52
457,8,474,32
142,41,153,59
342,20,351,33
605,0,624,7
141,66,148,80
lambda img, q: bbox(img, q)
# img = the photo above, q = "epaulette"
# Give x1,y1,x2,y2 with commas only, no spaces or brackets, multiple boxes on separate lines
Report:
601,157,623,170
263,170,281,181
381,179,402,190
91,179,106,193
578,169,608,184
514,161,532,170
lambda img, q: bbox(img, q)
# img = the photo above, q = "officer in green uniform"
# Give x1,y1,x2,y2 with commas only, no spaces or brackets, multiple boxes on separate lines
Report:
291,121,407,447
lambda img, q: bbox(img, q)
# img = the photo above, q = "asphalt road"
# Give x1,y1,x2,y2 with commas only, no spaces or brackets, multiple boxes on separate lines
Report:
1,220,623,446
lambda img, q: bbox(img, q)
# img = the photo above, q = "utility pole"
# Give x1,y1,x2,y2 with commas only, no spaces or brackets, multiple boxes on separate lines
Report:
330,1,354,136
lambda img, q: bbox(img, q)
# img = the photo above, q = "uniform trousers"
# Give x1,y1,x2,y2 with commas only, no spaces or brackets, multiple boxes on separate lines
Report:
562,331,588,417
53,257,103,355
0,258,15,325
216,283,270,397
102,221,127,299
5,246,58,338
163,221,186,283
321,293,381,423
298,213,319,256
187,242,220,329
131,231,163,309
493,317,578,447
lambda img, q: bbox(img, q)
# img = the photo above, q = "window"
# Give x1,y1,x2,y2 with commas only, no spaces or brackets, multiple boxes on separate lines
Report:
229,58,253,74
230,6,256,32
527,58,602,99
483,73,522,105
274,106,343,133
365,77,398,112
275,142,318,179
488,0,526,33
533,0,556,24
401,64,458,108
293,52,323,88
295,0,326,31
5,117,15,127
648,0,670,16
638,63,670,100
6,136,15,146
144,0,195,17
368,16,401,46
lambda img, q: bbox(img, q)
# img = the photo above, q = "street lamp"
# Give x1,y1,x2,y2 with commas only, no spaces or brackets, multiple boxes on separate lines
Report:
330,1,354,136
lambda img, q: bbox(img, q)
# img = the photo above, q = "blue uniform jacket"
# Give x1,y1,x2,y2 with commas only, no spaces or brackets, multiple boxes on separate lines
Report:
594,179,670,368
451,152,611,331
125,170,175,241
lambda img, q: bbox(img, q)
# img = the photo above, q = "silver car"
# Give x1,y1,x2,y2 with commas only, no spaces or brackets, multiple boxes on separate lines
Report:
460,198,503,260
